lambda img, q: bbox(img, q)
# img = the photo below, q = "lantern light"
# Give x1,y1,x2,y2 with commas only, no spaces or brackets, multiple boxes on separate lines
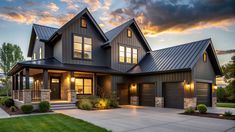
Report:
71,77,75,82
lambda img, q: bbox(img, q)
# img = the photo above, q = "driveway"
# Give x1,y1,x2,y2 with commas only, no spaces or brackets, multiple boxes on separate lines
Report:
56,106,235,132
0,107,9,118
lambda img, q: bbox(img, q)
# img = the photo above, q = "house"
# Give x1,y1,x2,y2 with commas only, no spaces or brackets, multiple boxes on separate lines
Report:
8,8,222,109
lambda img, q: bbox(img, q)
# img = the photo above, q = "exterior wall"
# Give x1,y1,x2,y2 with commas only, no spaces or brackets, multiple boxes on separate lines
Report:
32,39,44,60
61,72,70,100
53,39,62,62
61,15,108,66
110,25,147,72
97,75,112,96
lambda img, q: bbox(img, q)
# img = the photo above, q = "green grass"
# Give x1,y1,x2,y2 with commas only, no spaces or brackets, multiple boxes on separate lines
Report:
0,114,109,132
217,103,235,108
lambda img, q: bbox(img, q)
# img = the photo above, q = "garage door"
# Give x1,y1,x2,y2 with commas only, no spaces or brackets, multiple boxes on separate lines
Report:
196,83,211,106
117,84,129,105
140,83,156,106
163,82,184,109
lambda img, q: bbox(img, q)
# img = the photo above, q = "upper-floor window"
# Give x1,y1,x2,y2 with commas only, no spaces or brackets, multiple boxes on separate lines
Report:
126,47,132,63
127,29,132,38
73,34,92,59
119,45,138,64
132,48,138,64
203,52,207,62
39,47,42,59
33,52,36,60
81,17,87,28
119,46,125,63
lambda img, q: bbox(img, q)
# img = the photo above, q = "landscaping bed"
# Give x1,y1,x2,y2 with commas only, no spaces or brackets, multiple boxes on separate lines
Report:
181,112,235,120
217,103,235,108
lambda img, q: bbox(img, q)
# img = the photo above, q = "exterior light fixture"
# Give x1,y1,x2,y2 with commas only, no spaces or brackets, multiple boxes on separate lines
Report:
214,85,218,90
71,77,75,82
185,83,190,89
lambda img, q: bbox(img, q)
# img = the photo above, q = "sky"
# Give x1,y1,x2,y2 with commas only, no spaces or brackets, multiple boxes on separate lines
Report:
0,0,234,65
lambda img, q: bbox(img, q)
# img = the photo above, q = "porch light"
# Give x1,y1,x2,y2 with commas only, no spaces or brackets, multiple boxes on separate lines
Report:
214,85,218,90
185,83,190,89
131,83,137,89
71,77,75,82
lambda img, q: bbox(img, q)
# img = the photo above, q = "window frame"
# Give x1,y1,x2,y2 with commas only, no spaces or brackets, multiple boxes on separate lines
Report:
127,28,132,38
126,46,132,64
39,47,42,59
80,17,87,28
203,52,207,62
75,77,93,95
132,48,138,64
33,52,36,60
119,45,125,63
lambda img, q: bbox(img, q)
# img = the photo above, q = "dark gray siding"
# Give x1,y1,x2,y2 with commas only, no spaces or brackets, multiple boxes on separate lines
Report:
32,39,44,60
53,39,62,62
110,25,147,72
61,15,108,66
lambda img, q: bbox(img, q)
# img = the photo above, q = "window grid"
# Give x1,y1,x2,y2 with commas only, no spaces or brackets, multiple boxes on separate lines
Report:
73,35,92,59
75,78,92,95
119,45,138,64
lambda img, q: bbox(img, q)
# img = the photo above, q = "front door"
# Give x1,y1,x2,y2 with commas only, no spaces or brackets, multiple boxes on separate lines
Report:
50,77,61,100
117,84,129,105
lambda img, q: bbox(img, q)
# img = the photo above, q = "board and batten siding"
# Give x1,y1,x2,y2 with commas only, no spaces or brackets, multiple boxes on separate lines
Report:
32,39,44,60
110,25,147,72
61,15,108,66
53,39,62,62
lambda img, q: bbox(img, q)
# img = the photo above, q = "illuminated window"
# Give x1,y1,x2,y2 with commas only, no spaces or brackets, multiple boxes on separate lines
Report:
126,47,131,63
84,37,92,59
33,52,36,60
73,35,92,59
119,46,125,63
127,29,132,38
81,17,87,28
203,52,207,62
39,47,42,59
73,35,83,58
75,78,92,94
132,48,138,64
51,78,59,83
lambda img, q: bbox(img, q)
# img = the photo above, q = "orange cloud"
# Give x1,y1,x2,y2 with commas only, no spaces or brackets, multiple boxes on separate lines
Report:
47,2,59,12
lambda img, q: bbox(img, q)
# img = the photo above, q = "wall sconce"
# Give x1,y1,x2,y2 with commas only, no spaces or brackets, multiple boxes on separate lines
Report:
185,82,191,89
214,85,218,90
71,77,75,82
131,83,137,89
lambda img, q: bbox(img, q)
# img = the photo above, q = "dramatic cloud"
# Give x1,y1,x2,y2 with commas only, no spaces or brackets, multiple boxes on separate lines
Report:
109,0,235,36
216,49,235,55
47,3,59,12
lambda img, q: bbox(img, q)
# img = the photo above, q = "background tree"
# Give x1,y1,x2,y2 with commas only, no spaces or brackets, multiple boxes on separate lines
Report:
0,43,24,96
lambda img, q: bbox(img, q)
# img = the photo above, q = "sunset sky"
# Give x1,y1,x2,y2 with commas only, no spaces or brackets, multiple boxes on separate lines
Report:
0,0,234,65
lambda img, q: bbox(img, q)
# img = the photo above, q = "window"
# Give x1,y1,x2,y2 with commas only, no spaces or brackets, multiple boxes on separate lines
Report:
73,35,83,58
73,35,92,59
126,47,132,63
84,37,92,59
39,47,42,59
33,52,36,60
203,52,207,62
81,17,87,28
119,46,125,63
75,78,92,94
51,78,59,83
127,29,132,38
132,48,138,64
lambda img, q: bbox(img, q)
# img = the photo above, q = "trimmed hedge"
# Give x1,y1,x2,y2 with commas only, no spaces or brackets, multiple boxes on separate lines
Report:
39,101,50,112
4,98,14,108
21,105,33,114
77,99,93,110
197,104,207,114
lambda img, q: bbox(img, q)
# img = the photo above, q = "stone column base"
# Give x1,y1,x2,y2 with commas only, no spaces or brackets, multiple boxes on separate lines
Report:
41,89,51,101
212,97,217,107
22,89,31,104
184,97,196,109
130,96,139,105
155,97,164,107
67,89,77,103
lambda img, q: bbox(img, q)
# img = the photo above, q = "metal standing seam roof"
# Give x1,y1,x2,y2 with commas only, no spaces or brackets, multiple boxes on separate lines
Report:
33,24,58,41
128,39,211,74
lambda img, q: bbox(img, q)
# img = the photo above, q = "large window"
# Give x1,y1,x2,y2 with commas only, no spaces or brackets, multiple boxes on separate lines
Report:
119,46,125,63
132,48,138,64
126,47,131,63
119,45,138,64
73,35,92,59
75,78,92,94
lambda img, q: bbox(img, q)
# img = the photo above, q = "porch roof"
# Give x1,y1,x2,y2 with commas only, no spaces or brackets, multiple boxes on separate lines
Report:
8,58,122,75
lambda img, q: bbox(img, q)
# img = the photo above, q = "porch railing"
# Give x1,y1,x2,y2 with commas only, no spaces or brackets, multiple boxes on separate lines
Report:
31,90,41,102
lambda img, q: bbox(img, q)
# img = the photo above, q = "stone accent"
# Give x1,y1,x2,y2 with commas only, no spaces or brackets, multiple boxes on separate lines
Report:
41,89,51,101
155,97,164,107
130,96,139,105
67,89,77,103
22,89,31,104
212,97,217,107
184,97,196,109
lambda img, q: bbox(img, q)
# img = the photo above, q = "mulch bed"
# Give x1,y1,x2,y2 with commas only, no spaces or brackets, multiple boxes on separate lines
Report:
181,112,235,120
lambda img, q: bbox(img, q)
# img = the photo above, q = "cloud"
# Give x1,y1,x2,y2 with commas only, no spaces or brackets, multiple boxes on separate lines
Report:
47,3,59,12
216,49,235,55
109,0,235,36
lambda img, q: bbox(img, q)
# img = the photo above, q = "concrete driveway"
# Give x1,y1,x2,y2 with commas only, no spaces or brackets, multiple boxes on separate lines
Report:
0,107,9,119
56,106,235,132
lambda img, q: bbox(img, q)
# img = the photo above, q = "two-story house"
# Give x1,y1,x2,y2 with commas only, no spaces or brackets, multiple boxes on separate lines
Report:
8,8,222,109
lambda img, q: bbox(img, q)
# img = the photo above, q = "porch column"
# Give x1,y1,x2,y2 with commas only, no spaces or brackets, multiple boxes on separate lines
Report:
68,71,76,103
22,68,31,104
12,76,15,99
41,69,50,101
15,74,19,100
19,71,23,101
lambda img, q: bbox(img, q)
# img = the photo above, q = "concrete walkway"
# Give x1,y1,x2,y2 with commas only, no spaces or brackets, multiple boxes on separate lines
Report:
56,106,235,132
0,107,10,119
208,107,235,115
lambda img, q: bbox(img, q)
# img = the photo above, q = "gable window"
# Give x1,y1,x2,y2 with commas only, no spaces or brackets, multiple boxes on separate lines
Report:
39,47,42,59
81,17,87,28
75,78,92,94
73,35,92,59
126,47,132,63
132,48,138,64
203,52,207,62
127,29,132,38
119,46,125,63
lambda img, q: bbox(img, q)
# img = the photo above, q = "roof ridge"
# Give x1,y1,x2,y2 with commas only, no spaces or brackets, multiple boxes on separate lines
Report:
105,19,133,34
152,38,211,52
33,23,59,29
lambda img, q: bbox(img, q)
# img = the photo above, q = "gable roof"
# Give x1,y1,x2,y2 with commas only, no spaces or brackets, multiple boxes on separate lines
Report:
33,24,58,41
128,38,222,75
104,19,152,51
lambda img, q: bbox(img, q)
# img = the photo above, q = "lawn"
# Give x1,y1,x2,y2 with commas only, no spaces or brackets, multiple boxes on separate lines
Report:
0,114,109,132
217,103,235,108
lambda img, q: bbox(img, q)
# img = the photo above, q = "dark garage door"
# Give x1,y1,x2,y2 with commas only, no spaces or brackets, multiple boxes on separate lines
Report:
140,83,156,106
117,84,129,105
163,82,184,109
196,83,211,106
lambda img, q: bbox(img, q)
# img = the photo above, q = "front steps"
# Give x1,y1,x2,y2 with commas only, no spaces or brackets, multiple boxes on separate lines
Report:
50,103,77,110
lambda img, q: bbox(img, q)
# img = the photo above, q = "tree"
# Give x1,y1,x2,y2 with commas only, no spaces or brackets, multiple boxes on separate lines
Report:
0,43,24,96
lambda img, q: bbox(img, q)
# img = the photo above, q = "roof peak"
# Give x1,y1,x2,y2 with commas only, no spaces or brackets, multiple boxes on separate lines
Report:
33,23,58,29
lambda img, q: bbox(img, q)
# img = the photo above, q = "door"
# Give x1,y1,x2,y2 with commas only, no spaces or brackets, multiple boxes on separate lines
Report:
163,82,184,109
117,84,129,105
139,83,155,106
196,83,211,106
50,77,61,100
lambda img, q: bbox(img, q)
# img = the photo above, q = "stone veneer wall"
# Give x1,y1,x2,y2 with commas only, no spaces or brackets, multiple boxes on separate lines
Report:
155,97,164,107
130,96,139,105
184,97,196,109
67,89,77,103
41,89,50,101
212,97,217,107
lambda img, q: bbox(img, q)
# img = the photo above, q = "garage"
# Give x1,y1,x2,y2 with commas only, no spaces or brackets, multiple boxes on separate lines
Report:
117,84,129,105
139,83,156,106
196,83,211,106
163,82,184,109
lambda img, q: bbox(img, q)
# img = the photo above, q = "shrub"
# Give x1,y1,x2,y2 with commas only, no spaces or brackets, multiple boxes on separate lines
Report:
0,97,10,105
224,111,233,116
197,104,207,114
10,106,17,112
39,101,50,112
21,105,33,114
4,98,14,107
77,99,93,110
87,96,99,108
96,98,110,109
109,98,118,108
184,107,195,114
